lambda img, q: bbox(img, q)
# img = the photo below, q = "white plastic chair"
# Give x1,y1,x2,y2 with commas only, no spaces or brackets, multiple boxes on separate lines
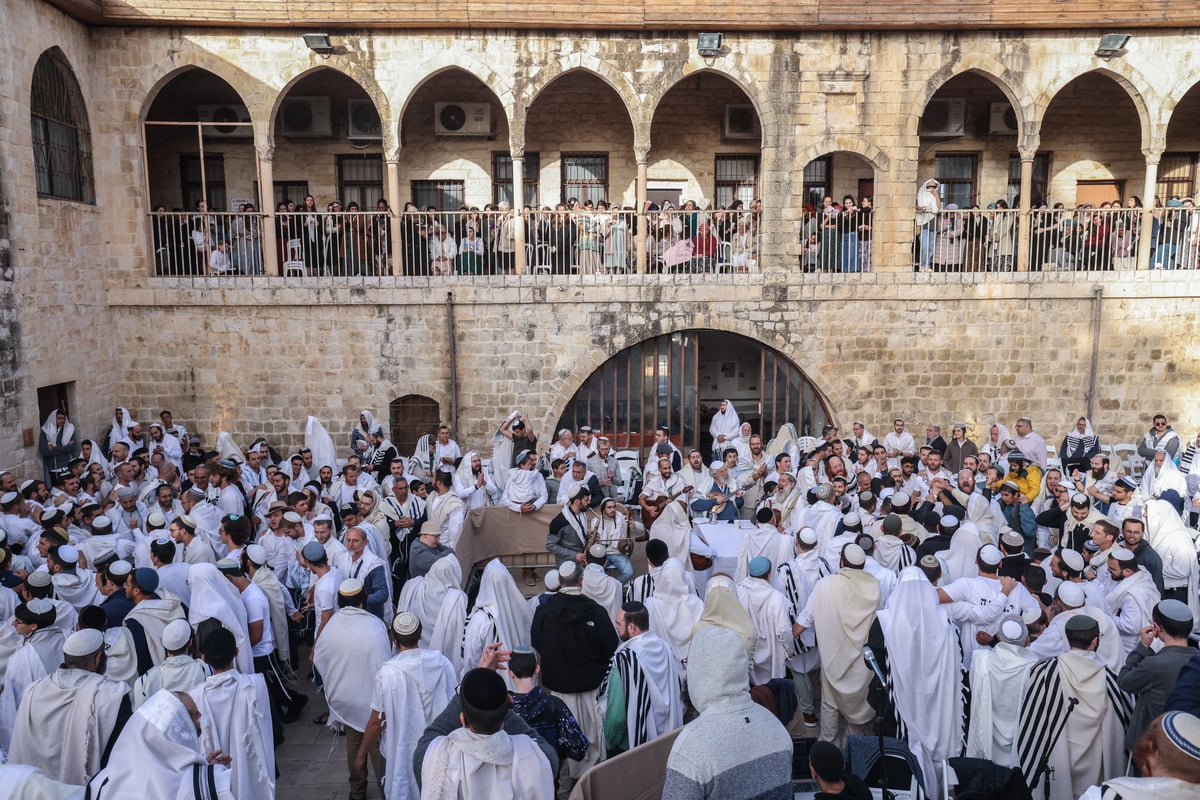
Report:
282,238,307,277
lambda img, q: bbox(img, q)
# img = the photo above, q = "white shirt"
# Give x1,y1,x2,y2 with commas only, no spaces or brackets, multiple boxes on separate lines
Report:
240,582,274,658
434,439,462,473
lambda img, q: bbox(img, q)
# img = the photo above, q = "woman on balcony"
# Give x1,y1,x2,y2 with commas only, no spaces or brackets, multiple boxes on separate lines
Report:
576,201,603,274
932,206,961,272
819,197,839,272
300,195,323,273
987,199,1015,271
343,201,372,275
429,223,457,275
690,222,720,273
603,205,629,272
324,200,345,275
548,204,576,274
839,195,860,273
373,198,392,274
457,224,485,275
1029,201,1055,271
857,197,873,273
731,216,756,271
1080,206,1111,271
399,202,427,276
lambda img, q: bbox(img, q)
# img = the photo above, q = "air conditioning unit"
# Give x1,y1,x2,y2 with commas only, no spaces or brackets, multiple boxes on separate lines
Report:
197,104,252,138
724,105,760,140
434,102,491,136
919,99,966,138
988,102,1019,135
347,100,383,140
280,96,332,137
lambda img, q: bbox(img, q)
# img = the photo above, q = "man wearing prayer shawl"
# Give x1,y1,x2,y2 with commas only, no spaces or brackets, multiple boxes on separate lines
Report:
581,546,623,626
355,611,456,800
454,451,501,510
736,508,795,586
937,544,1028,669
424,471,466,549
1029,580,1124,671
421,668,555,800
1079,710,1200,800
344,526,391,621
602,601,683,756
462,560,534,689
38,410,78,487
0,599,64,753
86,689,234,800
555,459,602,508
186,563,254,675
396,554,467,674
123,566,185,674
314,579,392,800
878,566,964,797
9,629,132,786
679,449,714,502
132,619,210,708
1017,614,1133,800
147,422,184,475
648,493,693,565
793,543,879,746
1142,498,1200,618
188,627,275,800
736,556,796,686
1105,548,1161,657
708,400,741,462
644,558,703,679
500,449,548,513
968,615,1038,767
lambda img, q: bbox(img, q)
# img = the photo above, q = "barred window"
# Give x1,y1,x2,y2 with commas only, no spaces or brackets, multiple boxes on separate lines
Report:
715,155,758,208
801,156,831,211
935,153,979,208
411,179,465,211
337,154,384,210
1156,152,1198,202
30,49,94,203
561,154,608,205
493,153,540,207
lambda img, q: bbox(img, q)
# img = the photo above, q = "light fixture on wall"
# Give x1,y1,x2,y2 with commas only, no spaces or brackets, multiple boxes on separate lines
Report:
697,32,724,58
303,33,334,56
1094,34,1131,59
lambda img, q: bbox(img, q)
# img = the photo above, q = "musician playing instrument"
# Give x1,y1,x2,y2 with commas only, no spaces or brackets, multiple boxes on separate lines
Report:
583,498,636,584
639,457,689,526
690,462,744,522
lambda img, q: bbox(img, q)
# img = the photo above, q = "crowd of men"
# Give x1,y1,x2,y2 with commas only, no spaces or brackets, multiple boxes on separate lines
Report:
0,405,1197,799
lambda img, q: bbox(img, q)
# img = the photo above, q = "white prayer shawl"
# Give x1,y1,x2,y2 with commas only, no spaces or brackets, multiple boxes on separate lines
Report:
314,607,391,731
649,500,692,564
982,422,1010,461
871,534,917,574
555,469,597,506
1080,776,1200,800
372,649,457,800
735,576,795,685
51,571,100,610
967,641,1038,767
455,455,499,511
804,568,880,725
125,596,186,668
708,401,741,448
582,564,622,626
491,430,513,491
1017,651,1132,800
942,524,985,583
9,668,128,786
1104,568,1160,656
107,408,132,453
421,728,554,800
132,655,210,709
214,432,243,463
396,556,467,673
774,488,805,534
1140,459,1188,503
250,566,291,665
0,635,56,753
41,412,75,450
1142,499,1200,630
188,671,274,800
500,467,547,511
426,490,467,548
87,689,234,800
644,559,704,677
778,549,833,673
735,526,794,587
84,439,112,479
878,568,963,797
102,627,138,686
0,764,82,800
186,564,253,675
462,560,534,685
1027,604,1124,672
804,501,843,553
348,547,393,621
608,632,683,747
679,464,713,501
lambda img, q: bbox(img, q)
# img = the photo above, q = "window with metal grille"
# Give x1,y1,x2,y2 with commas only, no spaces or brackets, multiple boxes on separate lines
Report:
180,155,226,212
935,153,979,208
715,155,758,208
1006,153,1051,207
561,154,608,205
493,153,540,207
1156,153,1198,202
336,154,384,209
411,180,465,211
801,157,831,211
30,49,94,203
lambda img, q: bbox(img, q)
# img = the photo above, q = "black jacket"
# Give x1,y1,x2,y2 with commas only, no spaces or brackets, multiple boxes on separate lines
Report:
531,592,618,694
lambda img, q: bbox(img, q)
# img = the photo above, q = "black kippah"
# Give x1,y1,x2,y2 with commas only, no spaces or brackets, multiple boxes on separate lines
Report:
461,668,508,711
809,740,845,782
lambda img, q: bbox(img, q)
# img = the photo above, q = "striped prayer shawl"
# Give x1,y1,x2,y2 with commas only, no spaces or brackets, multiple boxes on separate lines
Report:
1180,443,1198,475
1017,657,1133,787
613,647,655,747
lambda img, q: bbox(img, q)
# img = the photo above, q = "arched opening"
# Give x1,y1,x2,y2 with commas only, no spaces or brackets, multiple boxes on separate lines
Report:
556,330,831,459
271,68,386,276
30,48,94,204
1160,82,1200,269
799,152,876,273
646,72,762,272
144,67,255,276
395,68,511,276
914,72,1025,272
389,394,441,458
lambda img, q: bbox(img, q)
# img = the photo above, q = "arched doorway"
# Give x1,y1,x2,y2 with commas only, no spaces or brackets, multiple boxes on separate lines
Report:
389,394,441,458
800,152,876,272
556,330,831,457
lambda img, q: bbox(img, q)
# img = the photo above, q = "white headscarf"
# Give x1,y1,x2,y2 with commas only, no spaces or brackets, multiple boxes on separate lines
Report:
187,563,253,675
470,560,533,651
108,407,133,452
405,555,462,626
40,411,75,447
987,422,1010,449
304,415,336,475
83,439,111,477
87,689,228,800
1141,454,1188,500
215,432,244,463
358,410,377,434
454,451,481,494
708,401,741,444
645,558,704,674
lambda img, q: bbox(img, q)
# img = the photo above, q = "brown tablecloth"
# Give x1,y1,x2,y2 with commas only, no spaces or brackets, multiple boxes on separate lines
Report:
568,728,682,800
454,504,563,584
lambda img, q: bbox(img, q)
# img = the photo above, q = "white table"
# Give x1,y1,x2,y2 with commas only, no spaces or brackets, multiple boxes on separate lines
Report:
691,520,752,593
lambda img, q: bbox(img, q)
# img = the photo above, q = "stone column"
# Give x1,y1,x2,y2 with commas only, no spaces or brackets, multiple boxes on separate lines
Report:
1137,149,1162,271
512,149,527,274
386,156,402,276
1016,148,1036,272
256,146,279,276
635,153,648,274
